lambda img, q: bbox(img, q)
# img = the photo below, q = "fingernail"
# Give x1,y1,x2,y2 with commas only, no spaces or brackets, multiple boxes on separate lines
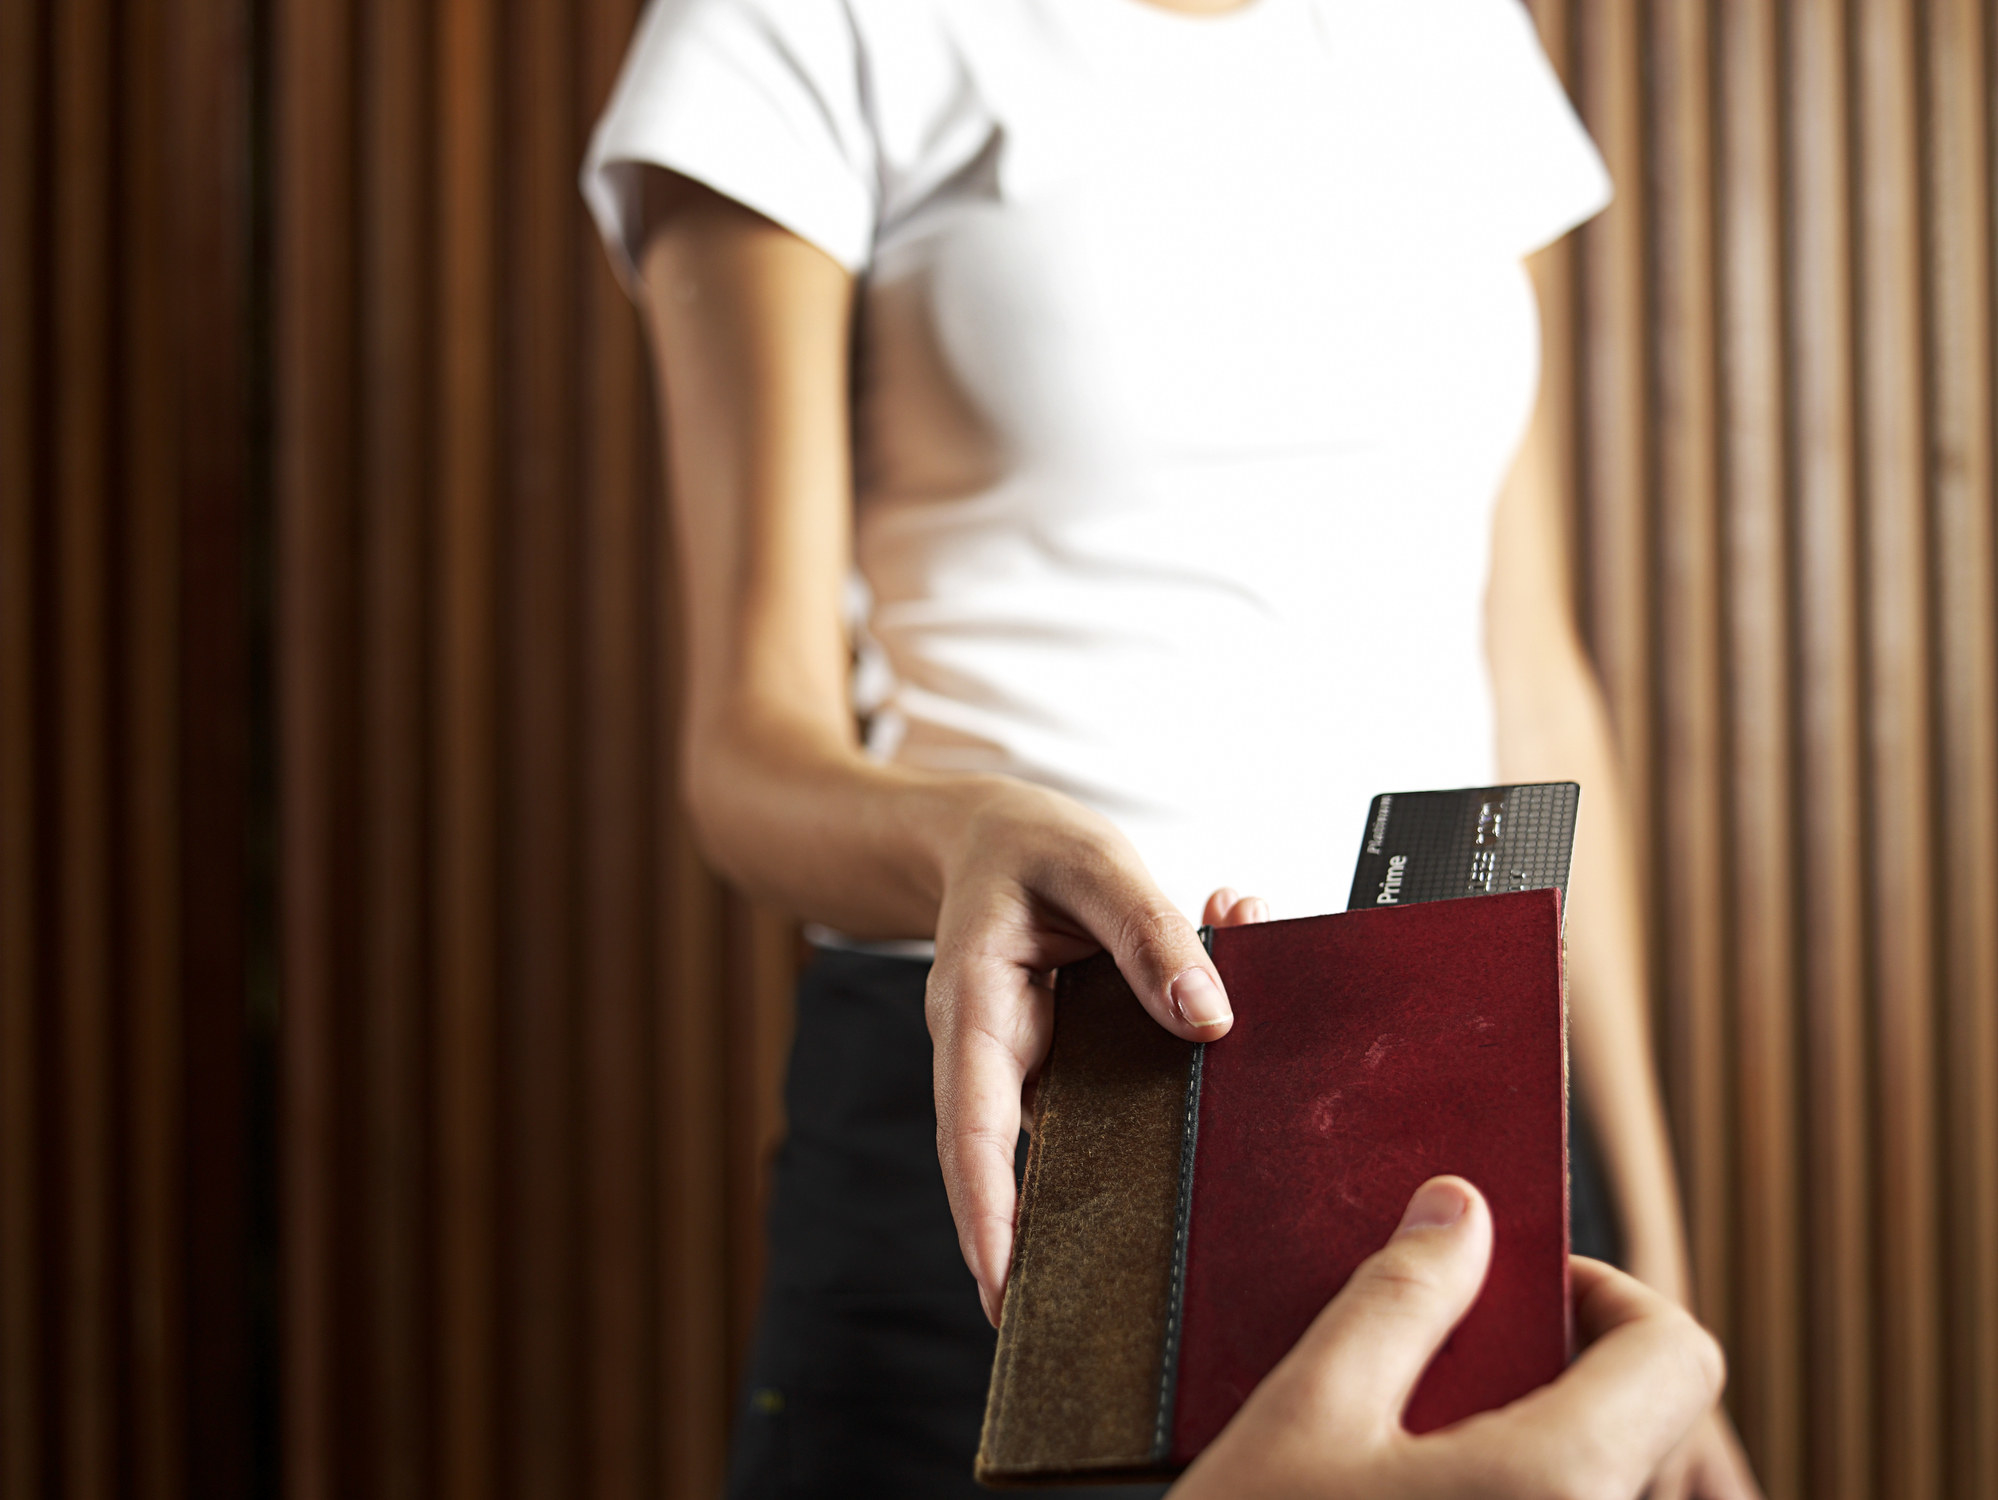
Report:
1397,1179,1470,1232
1248,897,1270,924
1170,967,1232,1029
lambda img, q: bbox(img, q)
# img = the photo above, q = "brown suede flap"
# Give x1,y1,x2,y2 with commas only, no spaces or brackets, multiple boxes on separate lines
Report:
976,953,1193,1484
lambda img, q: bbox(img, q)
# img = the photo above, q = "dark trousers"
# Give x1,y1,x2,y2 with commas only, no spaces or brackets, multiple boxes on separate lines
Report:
724,946,1619,1498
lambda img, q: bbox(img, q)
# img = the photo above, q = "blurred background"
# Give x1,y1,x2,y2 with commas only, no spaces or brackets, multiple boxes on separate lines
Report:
2,1,1995,1498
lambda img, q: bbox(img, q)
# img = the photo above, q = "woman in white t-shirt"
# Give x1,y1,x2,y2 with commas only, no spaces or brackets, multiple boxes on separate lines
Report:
585,1,1758,1495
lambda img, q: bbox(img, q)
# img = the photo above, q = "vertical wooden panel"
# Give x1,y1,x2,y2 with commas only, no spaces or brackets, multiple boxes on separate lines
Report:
1646,0,1731,1349
434,0,502,1494
1549,3,1998,1495
4,0,255,1493
165,1,254,1488
501,0,583,1489
1715,1,1803,1491
725,903,798,1384
359,0,434,1491
1853,5,1942,1495
579,257,655,1500
0,0,44,1492
270,2,801,1493
1923,4,1998,1497
53,1,118,1491
1784,3,1875,1494
276,0,357,1492
121,0,188,1489
1572,0,1654,876
577,1,657,1491
661,842,731,1498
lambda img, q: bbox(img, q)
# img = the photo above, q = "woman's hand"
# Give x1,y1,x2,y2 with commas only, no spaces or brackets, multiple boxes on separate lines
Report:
924,776,1265,1323
1170,1177,1727,1500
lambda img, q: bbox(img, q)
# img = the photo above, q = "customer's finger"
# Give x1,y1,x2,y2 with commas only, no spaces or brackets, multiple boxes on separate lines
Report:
925,947,1052,1325
1473,1258,1725,1499
1270,1177,1493,1439
1052,853,1231,1037
1203,888,1269,927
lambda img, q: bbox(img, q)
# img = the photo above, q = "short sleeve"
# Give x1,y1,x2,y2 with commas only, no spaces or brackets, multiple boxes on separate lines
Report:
581,0,878,293
1424,0,1612,256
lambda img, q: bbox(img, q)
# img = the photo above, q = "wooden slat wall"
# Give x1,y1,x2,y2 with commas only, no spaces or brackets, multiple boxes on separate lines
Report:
13,2,1995,1498
270,1,798,1497
0,0,255,1497
1535,4,1998,1499
1925,10,1998,1498
250,0,1998,1494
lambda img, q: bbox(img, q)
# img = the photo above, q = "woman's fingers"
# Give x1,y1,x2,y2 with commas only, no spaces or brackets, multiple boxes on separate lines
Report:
1203,888,1271,927
1056,859,1232,1036
924,946,1053,1324
927,802,1251,1317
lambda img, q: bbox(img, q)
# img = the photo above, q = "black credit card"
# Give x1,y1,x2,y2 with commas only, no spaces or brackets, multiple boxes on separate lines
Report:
1347,783,1580,917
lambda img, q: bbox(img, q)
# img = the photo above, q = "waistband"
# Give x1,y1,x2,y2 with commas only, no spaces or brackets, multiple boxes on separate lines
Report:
803,922,937,962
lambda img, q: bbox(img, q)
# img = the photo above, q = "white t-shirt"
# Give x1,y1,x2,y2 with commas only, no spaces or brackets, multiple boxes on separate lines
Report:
584,0,1610,924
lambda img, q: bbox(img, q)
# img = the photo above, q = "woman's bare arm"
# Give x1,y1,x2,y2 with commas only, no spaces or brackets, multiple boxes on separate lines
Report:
636,170,958,936
633,170,1248,1320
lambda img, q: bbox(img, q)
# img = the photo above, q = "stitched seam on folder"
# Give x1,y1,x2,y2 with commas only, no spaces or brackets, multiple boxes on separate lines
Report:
1153,927,1212,1463
1153,1041,1203,1461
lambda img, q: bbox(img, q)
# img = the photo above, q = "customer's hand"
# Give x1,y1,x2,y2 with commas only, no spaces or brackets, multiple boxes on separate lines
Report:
925,776,1264,1323
1170,1177,1726,1500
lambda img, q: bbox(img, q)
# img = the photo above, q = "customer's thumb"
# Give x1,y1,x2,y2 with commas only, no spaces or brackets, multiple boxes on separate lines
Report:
1279,1177,1494,1436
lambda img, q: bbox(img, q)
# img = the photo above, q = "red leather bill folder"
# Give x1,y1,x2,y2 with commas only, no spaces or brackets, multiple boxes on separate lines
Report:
975,889,1570,1486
